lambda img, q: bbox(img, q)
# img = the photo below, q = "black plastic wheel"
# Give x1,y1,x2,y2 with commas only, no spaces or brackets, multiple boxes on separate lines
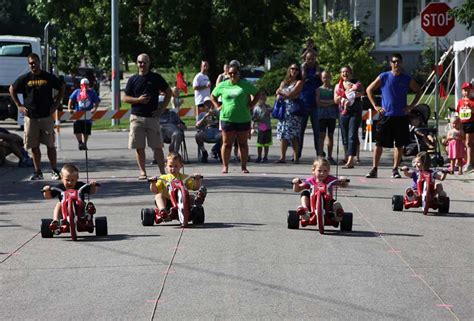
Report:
191,206,205,224
438,196,450,214
392,195,404,212
95,216,108,236
40,219,54,238
340,212,353,231
141,208,155,226
287,210,299,229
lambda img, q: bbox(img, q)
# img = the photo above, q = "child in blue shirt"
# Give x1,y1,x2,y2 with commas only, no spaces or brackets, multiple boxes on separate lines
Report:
68,78,100,150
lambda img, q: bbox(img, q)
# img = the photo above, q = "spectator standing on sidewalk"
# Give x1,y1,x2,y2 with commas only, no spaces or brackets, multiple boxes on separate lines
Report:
124,53,172,180
365,53,421,179
298,51,322,159
9,53,64,180
193,60,212,118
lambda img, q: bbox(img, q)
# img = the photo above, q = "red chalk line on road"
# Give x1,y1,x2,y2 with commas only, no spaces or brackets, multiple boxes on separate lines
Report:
345,197,460,320
1,232,39,264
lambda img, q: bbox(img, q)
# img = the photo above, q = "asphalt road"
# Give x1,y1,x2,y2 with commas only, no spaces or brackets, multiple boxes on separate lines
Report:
0,122,473,320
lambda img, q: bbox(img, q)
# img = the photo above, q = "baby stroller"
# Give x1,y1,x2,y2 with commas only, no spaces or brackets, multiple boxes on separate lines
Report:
404,104,444,167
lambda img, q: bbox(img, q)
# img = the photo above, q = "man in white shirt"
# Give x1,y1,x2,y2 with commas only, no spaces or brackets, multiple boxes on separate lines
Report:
193,60,211,118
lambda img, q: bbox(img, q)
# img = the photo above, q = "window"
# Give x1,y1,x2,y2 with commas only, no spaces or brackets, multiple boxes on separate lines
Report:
0,42,32,57
376,0,432,50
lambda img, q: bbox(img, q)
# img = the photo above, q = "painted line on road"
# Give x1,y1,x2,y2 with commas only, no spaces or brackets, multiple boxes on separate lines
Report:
437,304,454,309
149,228,185,320
344,196,460,321
1,232,39,264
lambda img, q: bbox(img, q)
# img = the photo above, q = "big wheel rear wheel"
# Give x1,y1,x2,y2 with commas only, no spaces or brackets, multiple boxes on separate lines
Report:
95,216,108,236
141,208,155,226
40,219,53,238
176,188,190,227
287,210,299,229
340,212,353,231
191,206,205,225
392,195,404,212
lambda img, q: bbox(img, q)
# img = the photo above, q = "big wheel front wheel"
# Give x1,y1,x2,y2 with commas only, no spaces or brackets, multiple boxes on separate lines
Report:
40,219,53,238
68,202,77,241
176,188,190,227
421,182,431,216
316,196,324,234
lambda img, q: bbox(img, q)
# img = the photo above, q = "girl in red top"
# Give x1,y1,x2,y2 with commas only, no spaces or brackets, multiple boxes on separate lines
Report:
456,82,474,172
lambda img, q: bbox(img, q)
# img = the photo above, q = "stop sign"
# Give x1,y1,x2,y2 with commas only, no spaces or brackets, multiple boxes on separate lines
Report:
421,2,455,37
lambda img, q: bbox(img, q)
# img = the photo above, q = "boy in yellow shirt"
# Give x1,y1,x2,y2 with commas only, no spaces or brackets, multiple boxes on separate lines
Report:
149,152,205,223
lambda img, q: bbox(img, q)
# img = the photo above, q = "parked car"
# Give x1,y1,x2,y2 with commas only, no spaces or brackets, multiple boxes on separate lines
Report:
240,67,265,85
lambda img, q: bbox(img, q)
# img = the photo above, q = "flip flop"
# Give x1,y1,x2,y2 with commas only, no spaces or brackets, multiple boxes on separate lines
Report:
241,168,250,174
221,168,228,174
342,165,354,169
138,174,148,180
274,159,286,164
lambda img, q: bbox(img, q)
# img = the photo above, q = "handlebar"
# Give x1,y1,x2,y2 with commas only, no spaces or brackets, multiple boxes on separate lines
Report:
148,175,203,184
41,182,100,194
292,178,350,186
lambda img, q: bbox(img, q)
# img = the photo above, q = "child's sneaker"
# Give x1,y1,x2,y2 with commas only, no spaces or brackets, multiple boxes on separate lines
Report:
405,187,416,201
49,220,59,233
333,201,344,222
30,171,44,180
155,209,168,224
262,157,268,163
86,202,96,214
51,169,61,180
255,157,262,163
195,186,207,205
296,206,310,221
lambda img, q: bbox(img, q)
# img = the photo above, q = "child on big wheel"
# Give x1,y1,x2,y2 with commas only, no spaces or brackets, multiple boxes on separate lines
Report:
149,152,206,223
42,164,98,232
292,158,349,226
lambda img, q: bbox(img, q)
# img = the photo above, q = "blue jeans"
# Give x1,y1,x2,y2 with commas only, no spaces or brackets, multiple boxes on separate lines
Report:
298,107,319,158
339,112,361,156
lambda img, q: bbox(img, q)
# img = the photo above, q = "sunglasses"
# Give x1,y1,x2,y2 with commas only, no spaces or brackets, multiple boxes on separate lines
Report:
28,61,38,66
137,60,147,64
290,67,300,71
391,59,401,64
228,72,239,76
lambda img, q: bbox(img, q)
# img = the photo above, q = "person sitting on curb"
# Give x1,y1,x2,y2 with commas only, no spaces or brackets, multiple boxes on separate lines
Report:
0,127,33,167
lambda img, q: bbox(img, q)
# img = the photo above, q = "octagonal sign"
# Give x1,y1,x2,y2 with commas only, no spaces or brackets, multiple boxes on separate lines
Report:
421,2,455,37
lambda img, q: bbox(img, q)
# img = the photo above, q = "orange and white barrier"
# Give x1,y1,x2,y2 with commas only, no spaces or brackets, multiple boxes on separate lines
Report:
363,109,373,151
176,107,195,118
53,109,131,150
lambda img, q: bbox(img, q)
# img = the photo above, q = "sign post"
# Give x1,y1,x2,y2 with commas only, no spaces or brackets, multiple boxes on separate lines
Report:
421,2,455,136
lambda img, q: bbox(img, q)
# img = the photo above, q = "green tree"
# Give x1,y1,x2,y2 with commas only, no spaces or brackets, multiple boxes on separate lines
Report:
311,19,382,87
450,0,474,30
0,0,42,37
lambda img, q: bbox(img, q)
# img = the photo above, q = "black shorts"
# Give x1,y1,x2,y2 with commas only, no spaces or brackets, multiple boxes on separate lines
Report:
319,119,336,134
375,116,410,148
462,122,474,134
301,190,310,198
73,120,92,135
257,130,272,145
220,121,251,133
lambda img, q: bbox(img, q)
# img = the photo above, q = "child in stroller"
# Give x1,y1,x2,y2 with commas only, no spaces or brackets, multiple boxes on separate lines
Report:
404,104,444,167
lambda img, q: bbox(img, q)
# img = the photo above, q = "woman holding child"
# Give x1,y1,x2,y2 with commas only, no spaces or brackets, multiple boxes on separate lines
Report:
334,65,364,168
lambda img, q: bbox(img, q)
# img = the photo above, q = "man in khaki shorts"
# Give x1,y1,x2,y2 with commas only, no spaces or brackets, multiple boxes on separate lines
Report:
124,53,172,179
9,53,64,180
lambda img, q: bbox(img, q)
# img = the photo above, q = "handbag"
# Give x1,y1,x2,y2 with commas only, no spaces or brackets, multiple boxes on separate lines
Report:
271,98,286,121
289,98,307,117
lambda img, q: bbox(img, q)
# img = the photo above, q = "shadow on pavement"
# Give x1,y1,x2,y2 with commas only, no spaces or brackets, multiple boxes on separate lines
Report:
191,222,265,229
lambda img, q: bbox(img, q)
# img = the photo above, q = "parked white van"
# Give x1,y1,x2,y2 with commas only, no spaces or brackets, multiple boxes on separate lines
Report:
0,36,42,124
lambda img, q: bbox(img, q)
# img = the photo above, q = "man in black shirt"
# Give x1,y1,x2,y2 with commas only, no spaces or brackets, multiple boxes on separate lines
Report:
124,53,172,179
9,53,64,180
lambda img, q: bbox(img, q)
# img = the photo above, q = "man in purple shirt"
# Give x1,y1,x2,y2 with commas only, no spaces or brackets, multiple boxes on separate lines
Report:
365,53,421,179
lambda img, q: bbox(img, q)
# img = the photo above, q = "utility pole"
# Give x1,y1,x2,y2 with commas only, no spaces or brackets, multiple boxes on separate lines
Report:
111,0,120,126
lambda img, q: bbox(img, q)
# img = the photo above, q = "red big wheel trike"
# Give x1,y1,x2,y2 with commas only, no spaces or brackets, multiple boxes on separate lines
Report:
141,176,206,227
392,169,450,215
288,178,352,234
40,183,107,240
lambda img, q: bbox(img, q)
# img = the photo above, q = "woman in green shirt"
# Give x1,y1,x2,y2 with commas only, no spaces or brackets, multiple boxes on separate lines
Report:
211,64,260,174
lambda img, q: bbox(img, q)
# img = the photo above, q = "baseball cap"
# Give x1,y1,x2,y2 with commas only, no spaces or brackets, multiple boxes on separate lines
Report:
461,81,472,90
80,78,90,85
203,96,211,102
